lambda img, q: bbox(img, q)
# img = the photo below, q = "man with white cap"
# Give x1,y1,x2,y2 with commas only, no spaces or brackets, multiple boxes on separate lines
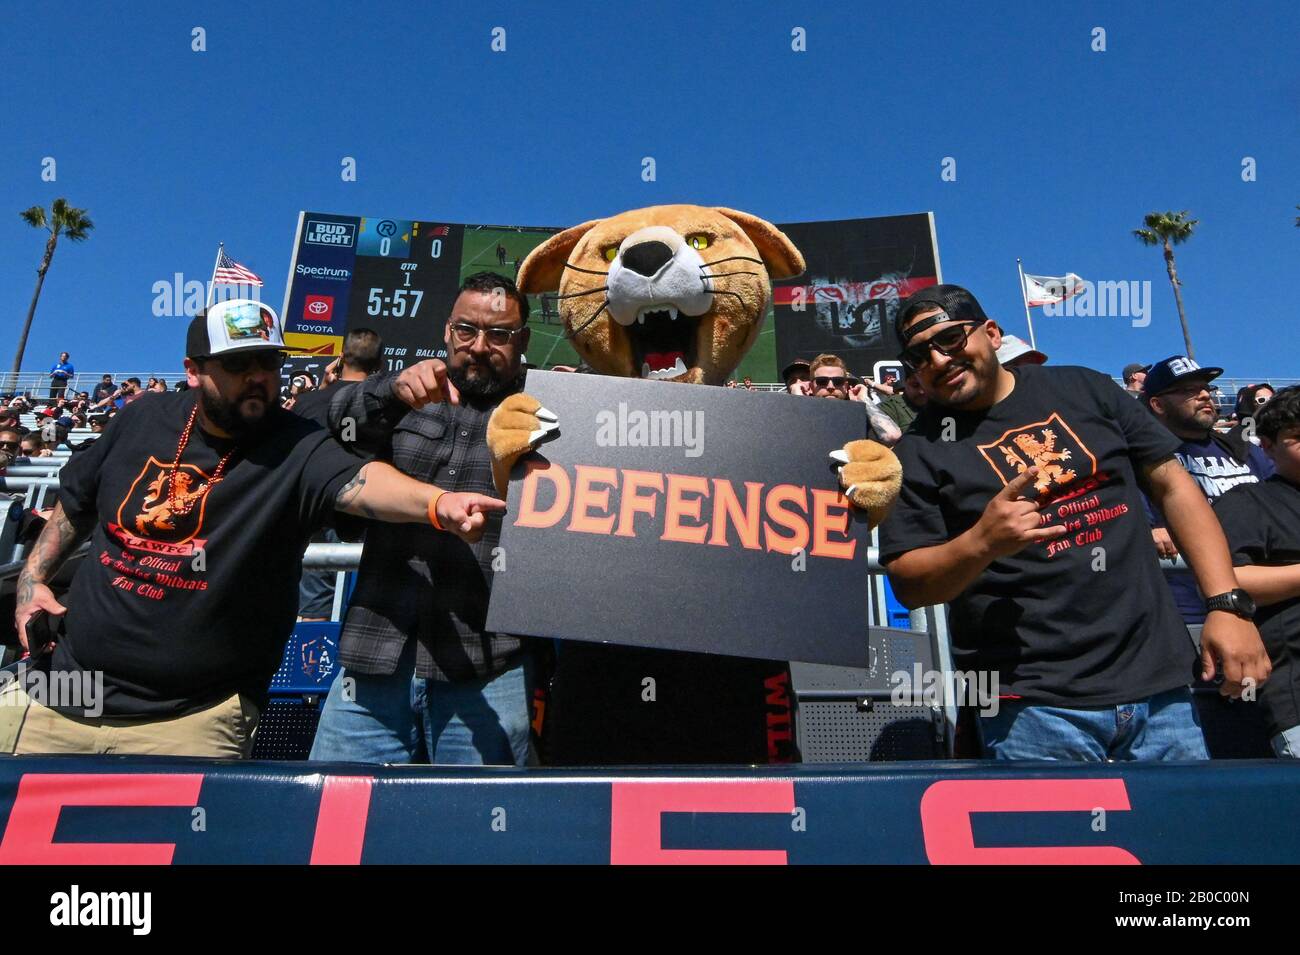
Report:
7,299,501,757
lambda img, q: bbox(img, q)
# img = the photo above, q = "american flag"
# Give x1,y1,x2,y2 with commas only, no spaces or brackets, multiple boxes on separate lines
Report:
213,248,264,287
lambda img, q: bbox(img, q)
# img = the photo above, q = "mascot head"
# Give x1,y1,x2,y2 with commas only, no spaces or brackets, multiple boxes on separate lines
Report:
517,205,804,385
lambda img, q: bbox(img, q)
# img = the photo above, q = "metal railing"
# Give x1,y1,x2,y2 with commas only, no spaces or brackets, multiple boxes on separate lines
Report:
1,371,184,398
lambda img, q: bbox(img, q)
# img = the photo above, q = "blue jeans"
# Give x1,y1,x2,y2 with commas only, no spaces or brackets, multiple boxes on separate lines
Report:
310,643,534,766
978,687,1209,761
1271,725,1300,758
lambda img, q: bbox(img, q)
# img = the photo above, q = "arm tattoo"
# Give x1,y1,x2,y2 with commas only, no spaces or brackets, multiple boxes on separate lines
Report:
17,505,93,606
335,464,380,520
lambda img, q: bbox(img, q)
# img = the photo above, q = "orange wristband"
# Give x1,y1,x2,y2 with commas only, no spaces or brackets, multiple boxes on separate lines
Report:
427,488,446,531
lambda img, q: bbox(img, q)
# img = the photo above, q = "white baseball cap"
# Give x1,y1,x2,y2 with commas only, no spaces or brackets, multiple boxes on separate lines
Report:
996,334,1048,366
186,299,284,358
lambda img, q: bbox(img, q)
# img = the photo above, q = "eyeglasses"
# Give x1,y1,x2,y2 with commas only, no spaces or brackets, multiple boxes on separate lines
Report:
813,376,848,389
1163,381,1219,399
899,322,981,369
202,351,286,374
449,321,525,347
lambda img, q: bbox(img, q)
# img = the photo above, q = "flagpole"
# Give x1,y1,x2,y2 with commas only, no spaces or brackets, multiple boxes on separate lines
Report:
206,242,223,310
1016,258,1037,350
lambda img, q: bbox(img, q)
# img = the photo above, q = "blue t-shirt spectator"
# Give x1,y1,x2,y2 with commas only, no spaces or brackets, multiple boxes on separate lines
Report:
50,359,75,381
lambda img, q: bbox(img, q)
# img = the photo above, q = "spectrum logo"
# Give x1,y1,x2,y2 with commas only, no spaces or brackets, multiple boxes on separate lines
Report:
304,220,356,247
303,295,335,324
295,264,351,282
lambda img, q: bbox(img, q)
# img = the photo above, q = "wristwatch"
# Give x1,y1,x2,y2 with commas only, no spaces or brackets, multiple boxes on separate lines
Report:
1205,588,1256,619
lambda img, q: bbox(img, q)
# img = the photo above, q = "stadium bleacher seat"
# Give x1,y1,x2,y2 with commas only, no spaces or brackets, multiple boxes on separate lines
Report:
250,621,343,760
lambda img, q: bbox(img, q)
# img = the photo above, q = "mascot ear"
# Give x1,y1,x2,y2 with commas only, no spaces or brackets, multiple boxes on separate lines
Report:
517,218,603,294
712,207,806,280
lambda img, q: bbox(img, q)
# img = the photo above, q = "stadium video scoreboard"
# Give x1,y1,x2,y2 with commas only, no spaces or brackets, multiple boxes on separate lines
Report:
282,212,470,370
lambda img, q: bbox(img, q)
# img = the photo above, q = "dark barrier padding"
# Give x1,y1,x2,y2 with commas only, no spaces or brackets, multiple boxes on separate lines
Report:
0,757,1296,864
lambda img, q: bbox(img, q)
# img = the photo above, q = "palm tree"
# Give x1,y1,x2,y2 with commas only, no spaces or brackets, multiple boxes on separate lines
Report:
1133,210,1198,359
12,198,94,388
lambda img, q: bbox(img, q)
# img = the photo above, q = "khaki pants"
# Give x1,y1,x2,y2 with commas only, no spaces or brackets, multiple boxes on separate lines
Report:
0,677,259,758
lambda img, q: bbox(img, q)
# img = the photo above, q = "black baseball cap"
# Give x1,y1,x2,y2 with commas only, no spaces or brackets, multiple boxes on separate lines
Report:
780,359,811,382
186,299,285,359
1141,356,1223,402
894,284,991,348
1122,362,1151,382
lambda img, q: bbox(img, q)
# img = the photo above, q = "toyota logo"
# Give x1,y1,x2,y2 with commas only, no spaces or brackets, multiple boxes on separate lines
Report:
376,219,397,237
307,301,330,315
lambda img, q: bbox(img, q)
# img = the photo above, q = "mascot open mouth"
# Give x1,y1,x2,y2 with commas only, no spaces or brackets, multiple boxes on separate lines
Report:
627,305,701,380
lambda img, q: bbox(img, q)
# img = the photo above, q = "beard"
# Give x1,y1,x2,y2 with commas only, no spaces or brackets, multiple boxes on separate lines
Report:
449,359,519,400
200,381,275,439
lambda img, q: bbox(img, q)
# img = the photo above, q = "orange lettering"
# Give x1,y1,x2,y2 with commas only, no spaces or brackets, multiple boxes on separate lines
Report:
567,465,619,535
708,479,763,550
516,461,572,528
809,488,857,560
615,469,665,538
764,484,809,554
662,473,710,544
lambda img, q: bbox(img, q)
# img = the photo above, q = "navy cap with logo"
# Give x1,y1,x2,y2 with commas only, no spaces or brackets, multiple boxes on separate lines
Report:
186,299,285,359
1141,356,1224,402
894,284,991,350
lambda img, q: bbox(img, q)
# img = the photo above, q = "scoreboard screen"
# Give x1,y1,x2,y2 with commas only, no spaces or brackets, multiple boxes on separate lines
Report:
281,212,560,373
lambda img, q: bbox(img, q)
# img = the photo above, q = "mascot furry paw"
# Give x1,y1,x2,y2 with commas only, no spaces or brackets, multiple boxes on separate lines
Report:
489,203,903,766
487,204,902,519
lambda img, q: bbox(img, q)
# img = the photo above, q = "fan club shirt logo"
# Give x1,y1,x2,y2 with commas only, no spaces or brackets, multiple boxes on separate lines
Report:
976,413,1127,559
100,458,216,601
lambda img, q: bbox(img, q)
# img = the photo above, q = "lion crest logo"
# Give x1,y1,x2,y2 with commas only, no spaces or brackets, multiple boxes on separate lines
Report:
977,413,1097,498
115,457,217,544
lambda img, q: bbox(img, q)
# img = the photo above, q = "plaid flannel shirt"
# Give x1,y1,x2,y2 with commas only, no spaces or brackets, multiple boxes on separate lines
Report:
326,374,527,682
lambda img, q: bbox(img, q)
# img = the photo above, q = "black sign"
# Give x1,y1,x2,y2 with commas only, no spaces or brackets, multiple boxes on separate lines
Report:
485,371,875,666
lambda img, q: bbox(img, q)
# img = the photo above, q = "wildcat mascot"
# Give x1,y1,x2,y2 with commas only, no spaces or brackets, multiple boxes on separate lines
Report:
488,205,902,764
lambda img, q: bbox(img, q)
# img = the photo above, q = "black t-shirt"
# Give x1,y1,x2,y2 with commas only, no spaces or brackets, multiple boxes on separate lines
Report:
53,390,364,716
878,365,1193,707
1214,475,1300,737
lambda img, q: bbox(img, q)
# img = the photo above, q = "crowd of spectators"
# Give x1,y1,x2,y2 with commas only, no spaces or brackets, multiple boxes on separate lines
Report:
0,355,197,472
4,296,1299,766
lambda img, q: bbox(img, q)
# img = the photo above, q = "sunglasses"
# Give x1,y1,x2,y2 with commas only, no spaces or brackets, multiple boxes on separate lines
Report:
1256,394,1272,405
202,351,286,374
899,321,981,369
449,321,525,347
0,440,18,450
1163,381,1219,399
813,376,848,389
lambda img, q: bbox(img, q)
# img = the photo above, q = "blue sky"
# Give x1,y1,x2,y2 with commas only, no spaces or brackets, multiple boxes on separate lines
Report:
2,0,1296,379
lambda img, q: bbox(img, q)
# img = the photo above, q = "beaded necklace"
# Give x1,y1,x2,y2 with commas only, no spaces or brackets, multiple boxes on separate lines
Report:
167,403,236,514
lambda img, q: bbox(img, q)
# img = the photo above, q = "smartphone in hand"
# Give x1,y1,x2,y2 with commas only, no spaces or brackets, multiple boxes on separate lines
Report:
25,609,59,658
